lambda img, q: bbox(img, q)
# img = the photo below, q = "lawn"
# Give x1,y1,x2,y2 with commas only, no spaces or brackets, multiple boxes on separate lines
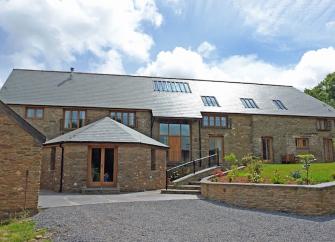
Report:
216,162,335,184
0,219,50,242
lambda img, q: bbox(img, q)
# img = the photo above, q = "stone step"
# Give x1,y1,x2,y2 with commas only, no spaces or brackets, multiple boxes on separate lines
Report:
81,187,120,194
188,181,201,185
161,189,201,195
168,185,200,190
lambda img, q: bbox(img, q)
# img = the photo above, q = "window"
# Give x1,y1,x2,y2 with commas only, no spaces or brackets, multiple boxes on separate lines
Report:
273,100,287,110
296,138,309,149
153,80,191,93
50,147,56,171
64,110,86,129
202,114,228,128
240,98,259,109
201,96,220,107
26,107,43,119
151,149,156,170
159,122,191,162
110,111,135,127
317,119,331,131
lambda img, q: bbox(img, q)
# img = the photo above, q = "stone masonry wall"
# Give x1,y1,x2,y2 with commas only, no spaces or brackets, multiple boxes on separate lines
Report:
201,181,335,216
0,109,42,219
252,115,335,162
118,146,166,192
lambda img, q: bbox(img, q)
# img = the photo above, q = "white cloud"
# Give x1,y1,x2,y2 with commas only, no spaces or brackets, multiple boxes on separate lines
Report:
94,50,125,75
197,41,216,58
0,0,162,72
326,21,335,29
137,45,335,89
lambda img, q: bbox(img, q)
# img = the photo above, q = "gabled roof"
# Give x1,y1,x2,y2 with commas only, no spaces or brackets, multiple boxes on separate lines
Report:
44,117,168,148
1,69,335,118
0,99,46,144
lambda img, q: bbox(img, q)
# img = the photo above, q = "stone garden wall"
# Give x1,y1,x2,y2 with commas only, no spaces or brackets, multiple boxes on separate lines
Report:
201,179,335,216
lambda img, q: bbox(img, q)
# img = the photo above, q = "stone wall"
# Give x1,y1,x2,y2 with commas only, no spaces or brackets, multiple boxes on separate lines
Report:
9,105,152,140
201,180,335,216
0,109,42,219
118,146,166,192
251,115,335,162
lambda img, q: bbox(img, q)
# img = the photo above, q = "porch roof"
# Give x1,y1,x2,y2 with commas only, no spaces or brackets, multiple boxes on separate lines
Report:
44,117,168,148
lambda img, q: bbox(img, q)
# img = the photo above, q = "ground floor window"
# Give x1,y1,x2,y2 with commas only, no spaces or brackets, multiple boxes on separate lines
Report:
159,122,190,162
209,136,224,163
295,138,309,149
262,137,273,161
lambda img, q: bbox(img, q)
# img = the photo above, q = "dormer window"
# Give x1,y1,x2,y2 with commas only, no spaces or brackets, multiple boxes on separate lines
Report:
273,100,287,110
240,98,259,109
153,80,191,93
201,96,220,107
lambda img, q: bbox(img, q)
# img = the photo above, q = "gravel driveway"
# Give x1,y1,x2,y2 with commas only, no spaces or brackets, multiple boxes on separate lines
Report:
34,199,335,242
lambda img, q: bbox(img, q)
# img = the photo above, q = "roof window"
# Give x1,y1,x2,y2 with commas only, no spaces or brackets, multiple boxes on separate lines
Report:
153,80,191,93
240,98,259,109
201,96,220,107
273,100,287,110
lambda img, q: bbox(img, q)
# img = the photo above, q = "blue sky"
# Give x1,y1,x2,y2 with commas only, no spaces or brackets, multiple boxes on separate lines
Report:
0,0,335,89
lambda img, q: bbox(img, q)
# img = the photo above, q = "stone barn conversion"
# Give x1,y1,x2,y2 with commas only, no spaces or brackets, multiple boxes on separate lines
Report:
0,100,45,218
1,69,335,193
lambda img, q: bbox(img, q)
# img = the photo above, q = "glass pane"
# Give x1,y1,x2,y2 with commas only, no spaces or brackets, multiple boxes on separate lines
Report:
27,108,35,118
159,123,168,135
203,116,208,126
129,113,135,126
181,124,190,136
110,112,115,120
202,97,209,106
181,136,190,150
169,124,180,135
91,148,101,182
175,82,181,92
36,109,43,118
166,82,172,92
122,112,128,125
171,82,177,92
64,111,71,128
159,135,168,145
71,111,78,128
79,111,85,127
179,83,186,92
104,148,114,182
221,117,227,127
184,83,191,93
116,112,122,122
209,116,214,126
215,117,221,126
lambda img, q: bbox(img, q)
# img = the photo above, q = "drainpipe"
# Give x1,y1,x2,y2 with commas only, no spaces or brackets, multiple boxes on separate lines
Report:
59,142,64,193
198,119,202,159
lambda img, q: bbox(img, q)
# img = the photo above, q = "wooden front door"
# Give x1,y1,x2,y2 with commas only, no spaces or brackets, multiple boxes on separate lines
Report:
168,136,181,161
323,138,334,162
262,137,273,162
88,146,117,187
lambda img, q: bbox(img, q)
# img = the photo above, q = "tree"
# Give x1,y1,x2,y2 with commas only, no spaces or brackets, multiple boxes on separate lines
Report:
304,72,335,108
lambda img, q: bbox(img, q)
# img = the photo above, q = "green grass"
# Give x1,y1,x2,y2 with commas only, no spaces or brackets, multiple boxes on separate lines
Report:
236,162,335,184
0,219,49,242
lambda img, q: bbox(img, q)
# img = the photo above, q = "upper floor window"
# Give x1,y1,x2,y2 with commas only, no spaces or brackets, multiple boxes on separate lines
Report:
240,98,259,109
273,100,287,110
202,113,228,128
110,111,135,127
316,119,331,131
201,96,220,107
26,107,44,119
296,138,309,149
153,80,191,93
64,110,86,129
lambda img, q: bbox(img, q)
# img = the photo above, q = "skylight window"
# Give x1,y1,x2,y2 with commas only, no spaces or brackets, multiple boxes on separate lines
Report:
240,98,259,109
201,96,220,107
273,100,287,110
153,80,191,93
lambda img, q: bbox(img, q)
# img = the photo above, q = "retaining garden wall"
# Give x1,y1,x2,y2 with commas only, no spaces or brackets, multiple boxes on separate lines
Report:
201,179,335,216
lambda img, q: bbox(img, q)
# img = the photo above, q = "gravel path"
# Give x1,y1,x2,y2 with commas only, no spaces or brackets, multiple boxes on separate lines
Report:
34,199,335,242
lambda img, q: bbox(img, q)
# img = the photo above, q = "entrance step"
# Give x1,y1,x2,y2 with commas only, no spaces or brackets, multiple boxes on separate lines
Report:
168,184,200,190
161,189,201,195
81,187,120,194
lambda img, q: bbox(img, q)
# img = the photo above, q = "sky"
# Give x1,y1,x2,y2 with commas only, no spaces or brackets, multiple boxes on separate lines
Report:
0,0,335,90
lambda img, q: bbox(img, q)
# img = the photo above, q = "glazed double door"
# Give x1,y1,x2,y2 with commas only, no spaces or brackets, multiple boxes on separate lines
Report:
88,147,117,187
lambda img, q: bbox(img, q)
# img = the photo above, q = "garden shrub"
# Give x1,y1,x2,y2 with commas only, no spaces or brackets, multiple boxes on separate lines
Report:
246,158,263,183
297,153,316,184
224,153,239,167
271,169,284,184
290,170,302,180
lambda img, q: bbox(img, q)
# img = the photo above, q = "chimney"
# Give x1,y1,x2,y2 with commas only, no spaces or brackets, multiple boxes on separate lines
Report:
70,67,74,80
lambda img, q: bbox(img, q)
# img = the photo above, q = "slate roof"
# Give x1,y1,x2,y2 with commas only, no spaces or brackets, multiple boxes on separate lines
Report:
1,69,335,118
44,117,168,148
0,99,46,144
